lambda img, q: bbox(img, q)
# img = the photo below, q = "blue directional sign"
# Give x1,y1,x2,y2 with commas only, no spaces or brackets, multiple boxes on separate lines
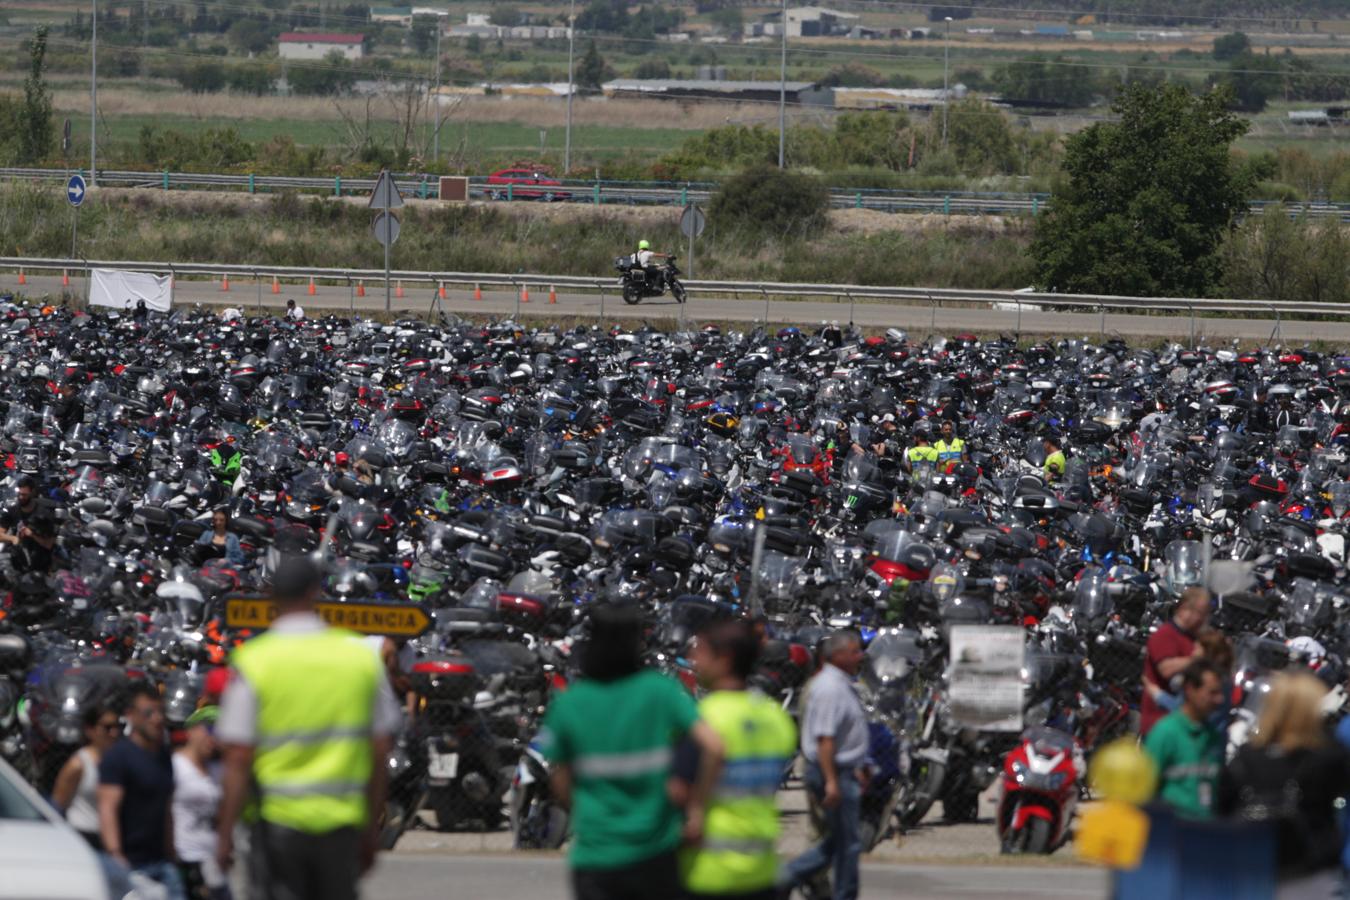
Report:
66,174,86,208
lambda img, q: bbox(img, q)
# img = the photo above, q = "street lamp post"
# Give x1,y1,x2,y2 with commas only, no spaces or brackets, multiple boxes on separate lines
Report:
90,0,97,186
432,20,441,164
564,0,577,174
942,16,952,149
777,0,787,168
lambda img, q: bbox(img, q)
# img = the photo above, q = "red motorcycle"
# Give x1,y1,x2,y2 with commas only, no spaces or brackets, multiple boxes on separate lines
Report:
996,726,1080,855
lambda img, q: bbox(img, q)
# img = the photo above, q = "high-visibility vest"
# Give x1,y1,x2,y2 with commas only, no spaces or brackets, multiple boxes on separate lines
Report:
1045,449,1066,481
680,691,796,895
906,445,939,466
934,438,965,464
232,627,381,834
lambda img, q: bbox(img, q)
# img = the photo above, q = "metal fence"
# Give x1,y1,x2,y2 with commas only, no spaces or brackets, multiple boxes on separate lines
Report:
2,166,1347,221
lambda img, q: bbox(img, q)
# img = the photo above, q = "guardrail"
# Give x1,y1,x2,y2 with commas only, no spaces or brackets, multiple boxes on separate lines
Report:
0,254,1336,345
3,166,1346,221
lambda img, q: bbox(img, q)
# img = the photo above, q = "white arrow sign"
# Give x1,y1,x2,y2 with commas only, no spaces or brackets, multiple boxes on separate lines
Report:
368,169,404,210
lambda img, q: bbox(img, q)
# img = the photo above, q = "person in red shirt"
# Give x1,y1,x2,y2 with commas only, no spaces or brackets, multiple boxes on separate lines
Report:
1141,587,1211,737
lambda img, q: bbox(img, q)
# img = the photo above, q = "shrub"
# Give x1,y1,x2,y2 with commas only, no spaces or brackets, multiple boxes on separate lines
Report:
708,167,830,241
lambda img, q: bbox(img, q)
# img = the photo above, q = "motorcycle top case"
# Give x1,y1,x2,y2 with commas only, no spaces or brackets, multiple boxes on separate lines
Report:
411,654,479,701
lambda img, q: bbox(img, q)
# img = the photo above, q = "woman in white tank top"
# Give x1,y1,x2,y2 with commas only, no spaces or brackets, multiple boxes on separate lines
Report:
51,703,121,849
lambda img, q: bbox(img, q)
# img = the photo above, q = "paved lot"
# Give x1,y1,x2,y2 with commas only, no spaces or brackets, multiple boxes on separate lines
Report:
3,270,1344,343
366,854,1110,900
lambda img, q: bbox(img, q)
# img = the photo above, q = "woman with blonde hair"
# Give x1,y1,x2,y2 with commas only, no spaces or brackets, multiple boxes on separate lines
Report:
1216,671,1350,890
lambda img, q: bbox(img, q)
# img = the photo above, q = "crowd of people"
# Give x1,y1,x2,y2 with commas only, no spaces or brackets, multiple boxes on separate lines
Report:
1142,588,1350,894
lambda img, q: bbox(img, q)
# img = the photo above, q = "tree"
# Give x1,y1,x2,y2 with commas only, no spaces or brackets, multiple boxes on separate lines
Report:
16,28,53,165
994,55,1100,108
709,167,830,241
227,18,272,55
708,6,742,36
1213,31,1251,61
1031,83,1252,297
288,51,357,96
576,40,608,91
1222,205,1350,303
1222,53,1282,112
177,61,227,93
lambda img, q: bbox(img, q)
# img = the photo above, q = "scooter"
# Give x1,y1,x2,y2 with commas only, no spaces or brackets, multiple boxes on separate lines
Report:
995,726,1080,855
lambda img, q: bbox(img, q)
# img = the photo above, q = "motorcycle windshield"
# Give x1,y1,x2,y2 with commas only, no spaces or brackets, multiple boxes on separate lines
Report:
377,420,417,459
784,435,819,467
1163,540,1204,595
1073,567,1111,624
1332,482,1350,518
1022,725,1076,756
928,562,963,603
652,444,701,471
873,530,920,564
865,631,922,683
756,552,804,598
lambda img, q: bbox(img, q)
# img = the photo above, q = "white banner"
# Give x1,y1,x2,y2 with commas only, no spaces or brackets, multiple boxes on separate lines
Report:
88,268,173,312
948,625,1025,732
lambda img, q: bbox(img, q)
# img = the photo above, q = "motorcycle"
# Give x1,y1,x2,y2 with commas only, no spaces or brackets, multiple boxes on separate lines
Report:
615,255,688,306
995,726,1080,854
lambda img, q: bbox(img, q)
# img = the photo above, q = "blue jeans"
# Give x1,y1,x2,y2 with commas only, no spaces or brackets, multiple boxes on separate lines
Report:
132,860,188,900
782,760,862,900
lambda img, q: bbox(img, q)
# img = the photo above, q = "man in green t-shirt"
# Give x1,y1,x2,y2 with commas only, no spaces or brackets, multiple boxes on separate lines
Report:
539,604,724,900
1143,659,1226,819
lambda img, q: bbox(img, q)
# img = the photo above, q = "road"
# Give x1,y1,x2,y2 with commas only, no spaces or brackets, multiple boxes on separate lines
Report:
366,854,1110,900
3,270,1341,343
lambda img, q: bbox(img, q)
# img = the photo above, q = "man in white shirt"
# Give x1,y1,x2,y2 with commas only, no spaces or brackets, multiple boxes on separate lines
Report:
284,299,304,321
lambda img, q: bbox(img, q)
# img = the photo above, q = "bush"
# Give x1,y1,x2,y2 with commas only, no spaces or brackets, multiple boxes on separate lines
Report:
1251,181,1305,202
708,166,830,241
177,61,226,93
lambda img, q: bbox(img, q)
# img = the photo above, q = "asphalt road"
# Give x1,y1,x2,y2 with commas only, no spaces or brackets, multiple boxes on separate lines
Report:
366,854,1110,900
5,271,1347,343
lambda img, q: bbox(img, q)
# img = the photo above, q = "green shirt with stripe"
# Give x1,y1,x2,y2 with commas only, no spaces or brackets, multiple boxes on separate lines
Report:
539,669,700,869
1143,709,1224,819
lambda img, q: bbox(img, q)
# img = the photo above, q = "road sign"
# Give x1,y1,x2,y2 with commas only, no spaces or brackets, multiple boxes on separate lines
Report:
680,203,706,239
372,211,401,247
225,596,432,637
368,169,404,210
66,174,87,208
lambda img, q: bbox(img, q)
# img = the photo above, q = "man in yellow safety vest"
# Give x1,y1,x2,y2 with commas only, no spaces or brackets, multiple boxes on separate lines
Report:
679,619,797,900
933,419,968,472
215,555,402,900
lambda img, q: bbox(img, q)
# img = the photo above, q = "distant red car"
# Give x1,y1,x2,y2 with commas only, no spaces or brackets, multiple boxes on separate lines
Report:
485,168,570,201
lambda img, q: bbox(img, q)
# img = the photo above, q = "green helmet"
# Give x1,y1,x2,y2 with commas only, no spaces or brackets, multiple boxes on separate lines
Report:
637,239,650,250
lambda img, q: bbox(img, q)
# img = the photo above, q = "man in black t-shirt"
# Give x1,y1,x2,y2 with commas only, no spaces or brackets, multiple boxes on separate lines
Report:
99,682,185,900
0,475,38,545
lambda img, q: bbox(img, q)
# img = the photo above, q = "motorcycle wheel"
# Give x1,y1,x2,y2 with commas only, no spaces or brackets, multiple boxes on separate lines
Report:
896,759,945,828
671,281,687,304
942,786,980,824
622,283,641,305
1024,817,1052,854
380,799,409,850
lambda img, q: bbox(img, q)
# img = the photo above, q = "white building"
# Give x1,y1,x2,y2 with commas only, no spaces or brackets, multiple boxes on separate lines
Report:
278,33,366,61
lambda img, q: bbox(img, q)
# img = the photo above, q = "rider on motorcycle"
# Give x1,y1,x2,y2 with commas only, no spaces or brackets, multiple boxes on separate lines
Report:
633,239,671,288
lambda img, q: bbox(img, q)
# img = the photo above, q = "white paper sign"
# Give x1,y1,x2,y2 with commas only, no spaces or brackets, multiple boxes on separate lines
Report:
948,625,1024,732
89,268,173,312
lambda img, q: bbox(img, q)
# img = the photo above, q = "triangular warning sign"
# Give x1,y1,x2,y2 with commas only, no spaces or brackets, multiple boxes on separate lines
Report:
369,169,404,210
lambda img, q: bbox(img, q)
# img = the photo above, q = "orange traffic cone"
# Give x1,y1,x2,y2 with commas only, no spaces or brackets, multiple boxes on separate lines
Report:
438,282,446,300
220,273,230,292
17,268,25,286
271,275,281,294
396,280,405,299
521,285,530,304
549,285,557,305
61,269,70,287
307,276,317,296
473,283,482,301
356,279,365,297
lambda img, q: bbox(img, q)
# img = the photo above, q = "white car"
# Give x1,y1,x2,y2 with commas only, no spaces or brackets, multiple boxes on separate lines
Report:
0,756,111,899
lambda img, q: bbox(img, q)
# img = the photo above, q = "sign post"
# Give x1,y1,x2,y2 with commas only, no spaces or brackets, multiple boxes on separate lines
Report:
368,169,405,313
678,203,705,331
225,596,432,637
67,173,86,262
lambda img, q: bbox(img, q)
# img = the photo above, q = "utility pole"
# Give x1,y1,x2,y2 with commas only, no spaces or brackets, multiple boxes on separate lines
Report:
777,0,787,168
432,20,441,164
90,0,97,187
942,16,952,149
564,0,577,174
